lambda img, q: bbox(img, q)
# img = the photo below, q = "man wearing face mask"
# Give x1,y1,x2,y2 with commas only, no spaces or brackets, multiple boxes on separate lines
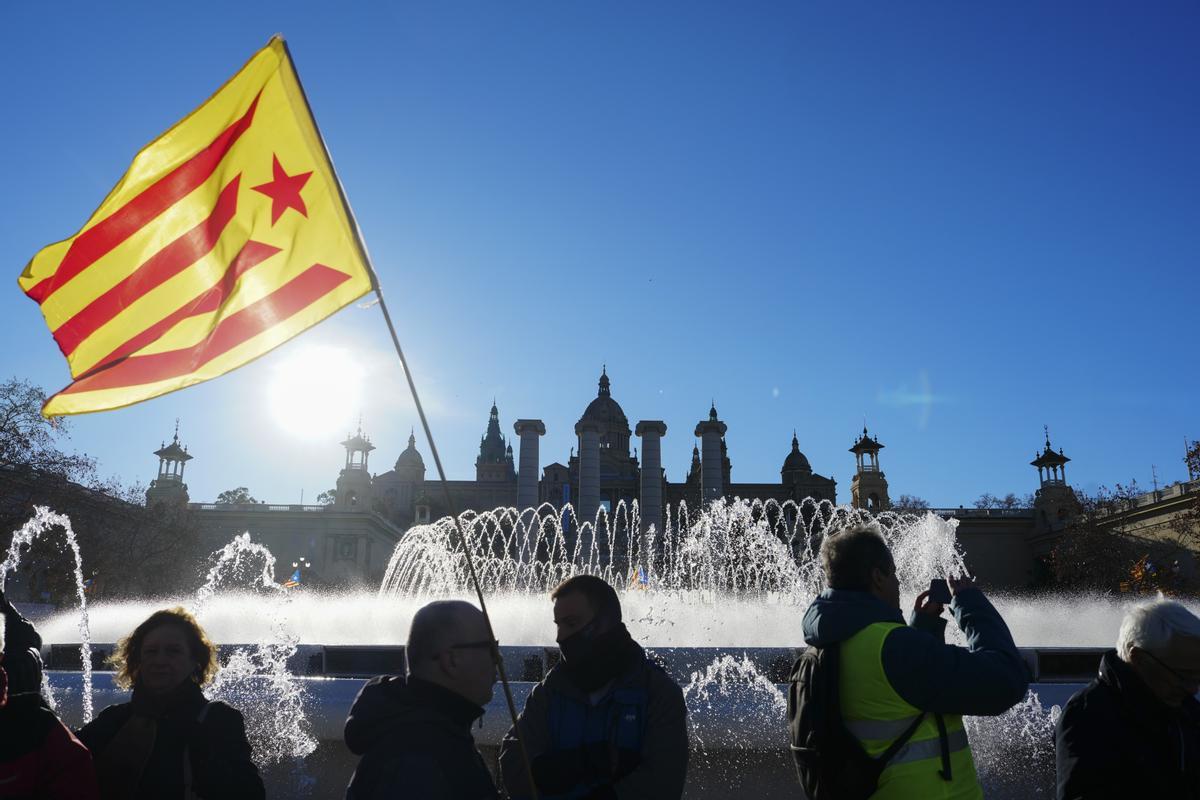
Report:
499,575,688,799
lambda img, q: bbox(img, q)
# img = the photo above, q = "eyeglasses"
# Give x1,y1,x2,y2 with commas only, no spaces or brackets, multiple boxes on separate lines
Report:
433,639,498,659
1142,650,1200,686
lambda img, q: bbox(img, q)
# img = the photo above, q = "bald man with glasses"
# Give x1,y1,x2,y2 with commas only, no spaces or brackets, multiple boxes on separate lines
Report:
345,600,500,800
1056,598,1200,800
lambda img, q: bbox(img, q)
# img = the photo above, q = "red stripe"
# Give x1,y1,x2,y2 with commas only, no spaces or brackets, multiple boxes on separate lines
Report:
54,177,241,357
26,93,261,305
59,263,351,395
79,239,281,378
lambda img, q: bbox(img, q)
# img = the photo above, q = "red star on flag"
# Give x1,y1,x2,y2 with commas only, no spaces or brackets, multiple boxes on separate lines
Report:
252,154,313,224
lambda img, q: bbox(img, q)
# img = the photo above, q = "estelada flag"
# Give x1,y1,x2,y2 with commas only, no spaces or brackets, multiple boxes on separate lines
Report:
18,36,373,417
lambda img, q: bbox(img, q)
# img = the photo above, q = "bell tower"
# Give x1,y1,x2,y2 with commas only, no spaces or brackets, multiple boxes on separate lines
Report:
335,422,375,509
1031,427,1079,530
849,427,889,511
146,420,192,508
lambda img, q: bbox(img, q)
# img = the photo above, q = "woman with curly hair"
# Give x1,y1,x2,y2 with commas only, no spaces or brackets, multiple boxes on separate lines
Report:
77,607,264,800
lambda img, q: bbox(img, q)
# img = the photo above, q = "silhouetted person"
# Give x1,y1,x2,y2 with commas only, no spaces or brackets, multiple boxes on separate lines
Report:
344,600,500,800
500,574,688,799
801,524,1028,799
78,607,264,800
0,588,98,798
1056,599,1200,800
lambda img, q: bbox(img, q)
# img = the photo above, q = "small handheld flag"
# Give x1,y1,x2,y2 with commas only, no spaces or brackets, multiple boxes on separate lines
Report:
282,568,302,588
18,36,372,417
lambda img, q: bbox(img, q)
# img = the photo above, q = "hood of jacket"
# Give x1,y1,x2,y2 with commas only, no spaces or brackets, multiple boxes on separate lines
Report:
801,588,904,648
344,675,483,756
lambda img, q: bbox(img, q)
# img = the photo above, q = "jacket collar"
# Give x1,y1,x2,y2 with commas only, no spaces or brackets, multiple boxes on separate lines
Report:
1098,649,1199,723
548,641,648,701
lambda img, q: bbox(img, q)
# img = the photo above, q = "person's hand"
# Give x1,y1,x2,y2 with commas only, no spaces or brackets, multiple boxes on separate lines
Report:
913,590,944,617
948,574,976,596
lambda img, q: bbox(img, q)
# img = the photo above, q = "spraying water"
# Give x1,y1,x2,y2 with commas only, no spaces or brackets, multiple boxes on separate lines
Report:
187,533,317,765
1,506,94,721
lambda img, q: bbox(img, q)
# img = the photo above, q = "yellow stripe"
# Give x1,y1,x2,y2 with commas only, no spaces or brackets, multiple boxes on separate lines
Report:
43,271,369,417
36,168,234,331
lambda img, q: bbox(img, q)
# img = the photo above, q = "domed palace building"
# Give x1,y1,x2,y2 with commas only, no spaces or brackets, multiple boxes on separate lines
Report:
331,367,839,534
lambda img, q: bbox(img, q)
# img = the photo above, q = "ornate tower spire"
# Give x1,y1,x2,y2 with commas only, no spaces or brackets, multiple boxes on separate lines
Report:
598,365,610,397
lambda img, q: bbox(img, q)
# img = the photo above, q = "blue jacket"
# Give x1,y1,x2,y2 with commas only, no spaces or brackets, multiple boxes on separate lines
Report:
499,643,688,800
801,587,1028,716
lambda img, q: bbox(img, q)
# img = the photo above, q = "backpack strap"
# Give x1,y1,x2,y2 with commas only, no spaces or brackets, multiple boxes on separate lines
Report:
933,712,953,781
868,710,927,772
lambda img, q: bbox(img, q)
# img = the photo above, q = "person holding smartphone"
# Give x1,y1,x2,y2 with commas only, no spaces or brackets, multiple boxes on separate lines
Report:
801,524,1029,800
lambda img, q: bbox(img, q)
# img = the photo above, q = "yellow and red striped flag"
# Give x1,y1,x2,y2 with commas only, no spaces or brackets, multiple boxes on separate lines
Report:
18,36,373,417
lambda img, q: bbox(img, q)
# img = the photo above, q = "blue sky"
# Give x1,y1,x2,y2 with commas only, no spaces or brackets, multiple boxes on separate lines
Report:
1,2,1196,507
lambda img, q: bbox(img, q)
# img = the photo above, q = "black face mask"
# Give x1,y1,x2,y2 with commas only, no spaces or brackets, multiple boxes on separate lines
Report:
558,621,634,692
558,619,601,665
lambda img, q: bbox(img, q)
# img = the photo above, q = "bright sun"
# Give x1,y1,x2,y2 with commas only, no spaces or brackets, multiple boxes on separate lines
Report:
267,345,364,440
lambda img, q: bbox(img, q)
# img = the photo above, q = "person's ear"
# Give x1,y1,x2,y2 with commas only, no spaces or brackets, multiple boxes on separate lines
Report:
436,649,458,676
869,566,885,591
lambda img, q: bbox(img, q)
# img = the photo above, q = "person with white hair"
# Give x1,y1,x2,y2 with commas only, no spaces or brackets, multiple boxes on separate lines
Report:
1055,598,1200,799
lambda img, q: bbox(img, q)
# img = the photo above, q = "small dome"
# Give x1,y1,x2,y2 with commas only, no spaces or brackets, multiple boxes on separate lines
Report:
782,433,812,475
395,433,425,471
581,366,629,426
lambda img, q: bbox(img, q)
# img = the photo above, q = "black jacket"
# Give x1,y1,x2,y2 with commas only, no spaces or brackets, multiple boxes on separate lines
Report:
1056,650,1200,800
344,675,499,800
77,681,264,800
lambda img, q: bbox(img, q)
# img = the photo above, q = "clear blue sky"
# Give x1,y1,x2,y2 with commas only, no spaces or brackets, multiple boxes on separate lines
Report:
2,1,1197,507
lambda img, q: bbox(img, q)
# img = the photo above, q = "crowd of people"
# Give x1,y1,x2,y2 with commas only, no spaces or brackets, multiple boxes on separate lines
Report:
0,522,1196,799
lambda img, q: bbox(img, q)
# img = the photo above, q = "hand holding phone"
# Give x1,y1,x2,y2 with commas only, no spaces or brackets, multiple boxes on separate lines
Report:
928,578,952,605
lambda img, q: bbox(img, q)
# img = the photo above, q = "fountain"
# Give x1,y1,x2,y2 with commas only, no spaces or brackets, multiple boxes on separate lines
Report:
19,498,1193,798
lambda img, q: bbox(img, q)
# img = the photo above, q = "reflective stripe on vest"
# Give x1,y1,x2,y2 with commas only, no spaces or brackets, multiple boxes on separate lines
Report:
544,684,648,800
840,621,983,800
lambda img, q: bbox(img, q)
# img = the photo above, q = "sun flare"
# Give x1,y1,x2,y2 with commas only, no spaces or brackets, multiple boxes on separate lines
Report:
267,345,363,440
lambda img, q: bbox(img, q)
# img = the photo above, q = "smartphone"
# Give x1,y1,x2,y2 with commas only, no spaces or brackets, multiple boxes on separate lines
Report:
928,578,952,604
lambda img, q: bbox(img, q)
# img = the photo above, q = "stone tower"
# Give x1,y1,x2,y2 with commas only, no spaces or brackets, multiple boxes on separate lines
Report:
1032,428,1079,531
335,424,375,509
145,422,192,508
849,427,889,511
476,402,515,483
694,404,728,504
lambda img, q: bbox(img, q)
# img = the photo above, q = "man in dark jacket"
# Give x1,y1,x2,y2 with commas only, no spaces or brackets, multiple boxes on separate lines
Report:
1055,598,1200,800
345,600,499,800
499,574,689,800
801,524,1028,799
0,589,99,799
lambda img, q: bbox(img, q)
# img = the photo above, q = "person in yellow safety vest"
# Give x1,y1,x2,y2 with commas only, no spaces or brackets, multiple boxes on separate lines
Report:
801,524,1029,799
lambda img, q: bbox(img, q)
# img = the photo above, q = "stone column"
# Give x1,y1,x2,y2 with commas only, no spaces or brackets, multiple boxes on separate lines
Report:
513,419,546,512
635,420,667,534
575,421,601,526
695,412,728,504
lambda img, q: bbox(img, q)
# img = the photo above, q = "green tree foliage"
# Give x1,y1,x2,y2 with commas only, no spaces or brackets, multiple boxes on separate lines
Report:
315,489,336,506
216,486,257,505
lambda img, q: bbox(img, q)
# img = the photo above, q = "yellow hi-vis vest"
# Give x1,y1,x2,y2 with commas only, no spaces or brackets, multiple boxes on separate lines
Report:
840,622,983,800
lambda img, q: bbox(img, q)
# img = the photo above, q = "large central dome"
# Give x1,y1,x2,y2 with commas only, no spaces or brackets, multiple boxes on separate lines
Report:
580,367,629,427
